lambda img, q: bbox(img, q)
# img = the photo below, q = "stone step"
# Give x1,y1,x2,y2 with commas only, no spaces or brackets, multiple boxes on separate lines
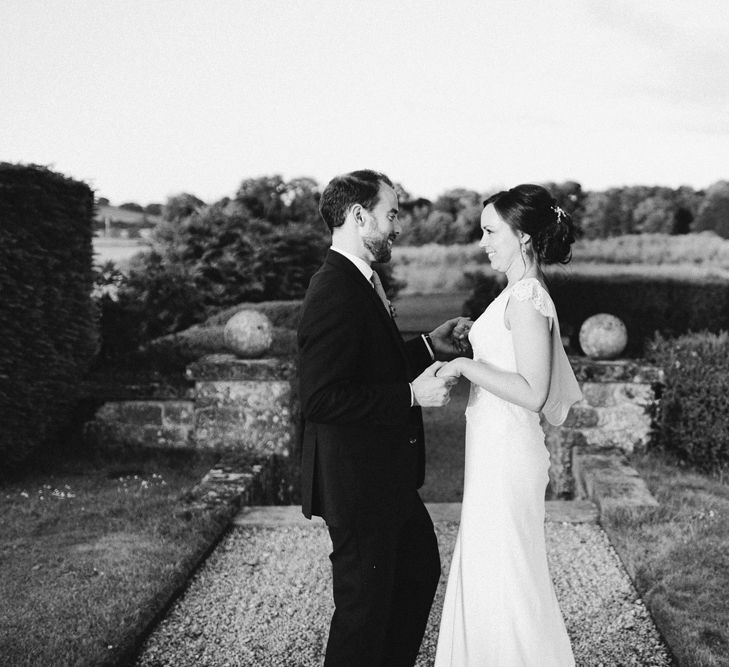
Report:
232,500,599,527
574,450,660,515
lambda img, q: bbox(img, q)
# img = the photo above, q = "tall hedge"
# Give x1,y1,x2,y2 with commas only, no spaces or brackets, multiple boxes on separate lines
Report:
647,331,729,472
0,163,97,467
463,271,729,356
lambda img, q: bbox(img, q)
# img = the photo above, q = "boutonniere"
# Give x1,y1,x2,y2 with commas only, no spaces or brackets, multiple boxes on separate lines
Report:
388,300,397,319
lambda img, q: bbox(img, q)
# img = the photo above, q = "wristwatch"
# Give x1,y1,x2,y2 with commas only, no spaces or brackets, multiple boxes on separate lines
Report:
423,333,434,358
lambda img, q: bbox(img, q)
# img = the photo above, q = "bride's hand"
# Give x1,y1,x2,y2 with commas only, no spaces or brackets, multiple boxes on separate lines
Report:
452,318,473,354
436,358,463,379
429,317,473,358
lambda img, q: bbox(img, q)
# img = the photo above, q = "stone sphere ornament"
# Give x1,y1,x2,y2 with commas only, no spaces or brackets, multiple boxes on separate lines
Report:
223,310,274,358
579,313,628,360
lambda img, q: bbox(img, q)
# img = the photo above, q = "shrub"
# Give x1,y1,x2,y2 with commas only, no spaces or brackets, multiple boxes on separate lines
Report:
0,163,97,466
96,200,406,365
463,271,729,356
647,331,729,472
100,210,324,354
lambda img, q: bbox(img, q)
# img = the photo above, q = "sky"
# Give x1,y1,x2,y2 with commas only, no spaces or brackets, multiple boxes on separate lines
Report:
2,0,728,205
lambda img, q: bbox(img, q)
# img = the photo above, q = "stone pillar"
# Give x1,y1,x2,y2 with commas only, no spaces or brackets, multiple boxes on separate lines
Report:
543,358,663,498
186,354,299,457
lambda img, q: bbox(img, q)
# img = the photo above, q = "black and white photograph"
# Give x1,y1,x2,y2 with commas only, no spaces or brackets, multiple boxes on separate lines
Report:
1,1,728,665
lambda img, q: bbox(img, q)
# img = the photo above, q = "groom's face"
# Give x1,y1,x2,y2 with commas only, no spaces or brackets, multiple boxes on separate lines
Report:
360,183,400,263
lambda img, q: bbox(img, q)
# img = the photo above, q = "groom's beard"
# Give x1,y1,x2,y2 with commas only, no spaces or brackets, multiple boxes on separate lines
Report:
363,234,394,263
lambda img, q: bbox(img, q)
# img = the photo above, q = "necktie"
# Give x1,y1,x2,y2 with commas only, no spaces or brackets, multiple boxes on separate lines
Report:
370,271,392,316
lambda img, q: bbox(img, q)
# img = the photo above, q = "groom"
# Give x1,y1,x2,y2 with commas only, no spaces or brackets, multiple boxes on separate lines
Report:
298,169,466,666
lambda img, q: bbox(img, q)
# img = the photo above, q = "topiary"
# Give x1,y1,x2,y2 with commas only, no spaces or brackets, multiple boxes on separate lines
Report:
647,331,729,473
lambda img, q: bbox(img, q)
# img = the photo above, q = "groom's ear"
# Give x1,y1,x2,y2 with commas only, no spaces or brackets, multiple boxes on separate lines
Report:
351,204,366,227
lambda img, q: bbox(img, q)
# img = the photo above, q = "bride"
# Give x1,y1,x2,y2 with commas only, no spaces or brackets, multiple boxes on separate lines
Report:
434,184,582,666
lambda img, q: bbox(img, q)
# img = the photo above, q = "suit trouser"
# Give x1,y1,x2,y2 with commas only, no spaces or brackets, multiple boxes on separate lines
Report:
324,494,441,667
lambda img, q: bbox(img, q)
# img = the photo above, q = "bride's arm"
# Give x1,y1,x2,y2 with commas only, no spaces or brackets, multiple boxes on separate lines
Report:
437,298,552,412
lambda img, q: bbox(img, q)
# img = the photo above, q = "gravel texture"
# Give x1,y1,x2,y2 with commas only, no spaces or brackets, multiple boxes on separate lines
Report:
136,519,673,667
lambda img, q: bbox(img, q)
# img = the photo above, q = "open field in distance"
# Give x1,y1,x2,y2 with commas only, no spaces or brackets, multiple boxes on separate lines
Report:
93,233,729,293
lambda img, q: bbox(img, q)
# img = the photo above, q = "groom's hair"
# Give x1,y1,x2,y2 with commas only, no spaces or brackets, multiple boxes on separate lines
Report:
319,169,394,232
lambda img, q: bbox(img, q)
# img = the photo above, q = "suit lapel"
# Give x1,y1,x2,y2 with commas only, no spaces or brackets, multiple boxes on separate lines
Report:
325,250,411,368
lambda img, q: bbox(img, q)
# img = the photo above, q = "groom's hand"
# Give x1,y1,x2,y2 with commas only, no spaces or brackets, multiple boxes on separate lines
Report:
428,317,473,359
412,361,458,407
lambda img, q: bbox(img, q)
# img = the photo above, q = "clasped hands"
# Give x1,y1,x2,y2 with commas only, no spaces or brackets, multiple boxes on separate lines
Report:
412,316,472,407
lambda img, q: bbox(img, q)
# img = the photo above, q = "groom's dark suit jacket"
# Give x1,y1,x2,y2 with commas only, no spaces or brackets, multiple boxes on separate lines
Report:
298,249,433,527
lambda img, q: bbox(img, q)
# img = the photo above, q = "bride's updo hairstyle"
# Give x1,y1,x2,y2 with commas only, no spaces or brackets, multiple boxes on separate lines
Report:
483,184,577,265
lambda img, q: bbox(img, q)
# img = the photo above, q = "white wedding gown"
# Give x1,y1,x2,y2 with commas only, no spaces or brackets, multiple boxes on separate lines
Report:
434,278,580,666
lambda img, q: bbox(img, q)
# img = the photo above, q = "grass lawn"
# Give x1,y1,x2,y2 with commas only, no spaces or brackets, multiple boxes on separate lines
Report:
393,291,471,336
599,452,729,667
420,378,468,503
0,447,220,667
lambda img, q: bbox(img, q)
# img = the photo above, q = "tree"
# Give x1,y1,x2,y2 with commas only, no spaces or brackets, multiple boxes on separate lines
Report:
120,202,330,340
163,192,205,222
420,210,456,244
393,182,412,203
284,177,321,226
580,189,624,238
671,186,701,235
454,205,483,243
144,203,163,216
694,181,729,238
433,188,481,218
235,175,288,223
235,175,322,227
632,191,675,234
119,202,144,212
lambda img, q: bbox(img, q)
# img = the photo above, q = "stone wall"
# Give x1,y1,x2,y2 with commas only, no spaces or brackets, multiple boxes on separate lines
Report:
86,354,299,459
85,343,662,509
88,400,194,449
543,358,663,498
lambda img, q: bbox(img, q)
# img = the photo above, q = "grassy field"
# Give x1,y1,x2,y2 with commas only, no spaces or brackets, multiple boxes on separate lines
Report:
574,232,729,267
420,379,469,503
603,451,729,667
0,447,219,667
392,233,729,294
393,291,471,335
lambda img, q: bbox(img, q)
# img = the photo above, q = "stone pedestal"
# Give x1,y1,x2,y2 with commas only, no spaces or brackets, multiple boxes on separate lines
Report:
543,358,663,499
186,354,299,457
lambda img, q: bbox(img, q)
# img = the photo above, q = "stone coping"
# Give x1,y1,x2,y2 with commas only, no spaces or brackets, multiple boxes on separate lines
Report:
569,357,664,384
178,451,279,519
186,354,298,382
80,374,194,401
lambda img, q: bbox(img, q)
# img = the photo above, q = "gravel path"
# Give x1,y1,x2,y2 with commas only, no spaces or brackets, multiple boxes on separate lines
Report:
137,513,672,666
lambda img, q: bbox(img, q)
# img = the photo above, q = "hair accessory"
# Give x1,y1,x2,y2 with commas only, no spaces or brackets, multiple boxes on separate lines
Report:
552,204,567,224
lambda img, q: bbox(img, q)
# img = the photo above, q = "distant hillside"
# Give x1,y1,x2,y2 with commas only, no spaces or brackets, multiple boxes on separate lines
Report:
95,204,161,239
96,204,161,225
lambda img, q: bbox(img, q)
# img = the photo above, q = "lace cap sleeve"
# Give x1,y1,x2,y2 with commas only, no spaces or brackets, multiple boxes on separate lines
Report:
510,278,553,319
510,278,582,425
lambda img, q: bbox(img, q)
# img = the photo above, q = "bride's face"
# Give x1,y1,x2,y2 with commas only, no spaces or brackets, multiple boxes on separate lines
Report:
479,205,521,273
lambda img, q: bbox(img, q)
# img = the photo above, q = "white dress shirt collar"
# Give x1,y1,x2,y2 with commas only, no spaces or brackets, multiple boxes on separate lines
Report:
330,246,373,282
